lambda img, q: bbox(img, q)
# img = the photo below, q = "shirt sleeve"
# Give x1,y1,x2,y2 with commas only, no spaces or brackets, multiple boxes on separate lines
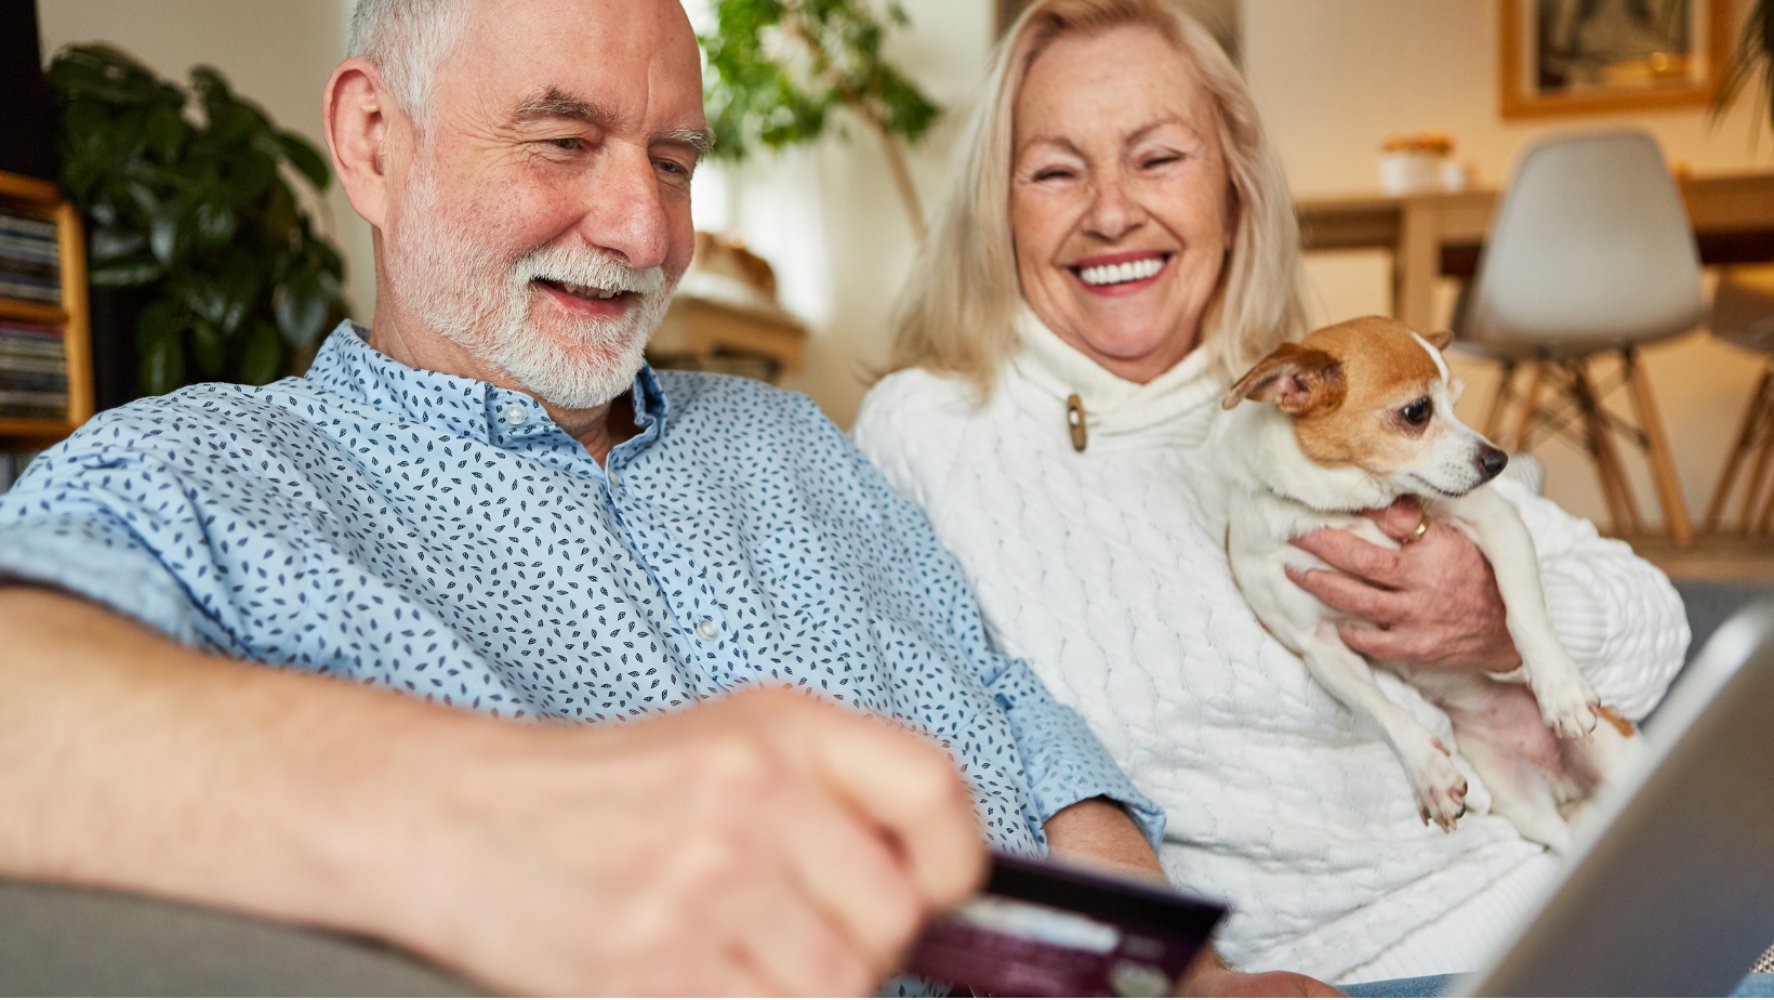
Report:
971,646,1169,850
1492,477,1689,720
850,381,1166,850
0,434,218,649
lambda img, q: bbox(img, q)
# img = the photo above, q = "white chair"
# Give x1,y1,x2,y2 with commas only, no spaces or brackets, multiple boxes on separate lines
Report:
1458,129,1704,544
1701,267,1774,534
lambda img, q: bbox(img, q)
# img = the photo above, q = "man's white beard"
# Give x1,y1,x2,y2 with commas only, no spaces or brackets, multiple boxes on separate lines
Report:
392,161,673,410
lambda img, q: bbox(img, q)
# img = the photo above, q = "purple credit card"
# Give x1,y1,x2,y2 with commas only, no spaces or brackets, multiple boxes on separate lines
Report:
904,853,1227,998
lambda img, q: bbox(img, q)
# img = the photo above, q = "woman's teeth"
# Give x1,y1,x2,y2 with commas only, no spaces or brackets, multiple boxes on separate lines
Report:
1077,256,1164,287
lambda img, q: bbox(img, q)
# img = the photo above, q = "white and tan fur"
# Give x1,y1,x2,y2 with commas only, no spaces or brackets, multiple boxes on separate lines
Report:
1219,316,1632,852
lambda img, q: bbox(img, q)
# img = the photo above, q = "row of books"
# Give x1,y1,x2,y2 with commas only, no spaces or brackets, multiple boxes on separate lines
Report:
0,320,68,420
0,449,43,493
0,207,60,307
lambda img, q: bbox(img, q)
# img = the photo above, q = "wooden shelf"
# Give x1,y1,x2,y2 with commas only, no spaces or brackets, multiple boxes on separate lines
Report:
0,298,67,326
0,169,92,461
0,417,75,443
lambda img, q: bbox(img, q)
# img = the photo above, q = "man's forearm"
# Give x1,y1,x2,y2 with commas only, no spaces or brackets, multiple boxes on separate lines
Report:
0,584,486,943
1041,796,1164,879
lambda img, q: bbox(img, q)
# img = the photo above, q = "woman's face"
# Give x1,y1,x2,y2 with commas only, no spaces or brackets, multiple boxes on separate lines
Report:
1010,25,1234,384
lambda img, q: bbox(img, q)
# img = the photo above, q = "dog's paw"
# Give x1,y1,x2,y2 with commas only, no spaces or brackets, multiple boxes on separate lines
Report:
1534,672,1599,742
1409,741,1469,832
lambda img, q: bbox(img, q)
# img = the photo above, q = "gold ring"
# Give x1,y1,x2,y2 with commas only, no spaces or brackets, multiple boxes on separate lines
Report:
1404,513,1431,545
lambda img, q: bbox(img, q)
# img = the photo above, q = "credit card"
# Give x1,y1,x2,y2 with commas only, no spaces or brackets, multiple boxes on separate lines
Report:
904,853,1228,997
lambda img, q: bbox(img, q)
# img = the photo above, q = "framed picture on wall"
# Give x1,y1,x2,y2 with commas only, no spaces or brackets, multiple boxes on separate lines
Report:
1499,0,1731,118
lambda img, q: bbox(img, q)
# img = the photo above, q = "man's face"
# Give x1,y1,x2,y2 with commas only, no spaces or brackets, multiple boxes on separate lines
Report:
380,0,708,409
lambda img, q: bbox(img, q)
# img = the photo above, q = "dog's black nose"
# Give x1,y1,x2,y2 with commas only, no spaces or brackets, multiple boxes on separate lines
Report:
1476,445,1508,481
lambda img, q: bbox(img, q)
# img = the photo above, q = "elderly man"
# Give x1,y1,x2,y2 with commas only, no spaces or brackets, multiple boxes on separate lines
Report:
0,0,1331,995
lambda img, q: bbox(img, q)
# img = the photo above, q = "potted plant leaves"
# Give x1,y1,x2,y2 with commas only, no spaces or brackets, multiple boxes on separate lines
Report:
45,43,349,404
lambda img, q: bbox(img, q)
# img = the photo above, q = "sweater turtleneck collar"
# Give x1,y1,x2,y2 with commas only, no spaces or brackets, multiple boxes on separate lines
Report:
1005,306,1225,450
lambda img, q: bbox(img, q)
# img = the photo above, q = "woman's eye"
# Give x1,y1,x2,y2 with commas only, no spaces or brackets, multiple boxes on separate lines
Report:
1400,398,1433,426
1031,167,1075,182
1143,154,1182,169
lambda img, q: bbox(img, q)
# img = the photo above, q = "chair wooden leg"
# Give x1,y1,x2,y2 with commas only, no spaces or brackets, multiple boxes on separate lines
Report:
1567,362,1635,535
1705,365,1774,534
1621,347,1692,545
1739,401,1774,534
1505,362,1545,453
1481,361,1518,443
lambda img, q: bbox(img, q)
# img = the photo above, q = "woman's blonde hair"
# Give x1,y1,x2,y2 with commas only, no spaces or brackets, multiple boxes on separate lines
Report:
885,0,1307,393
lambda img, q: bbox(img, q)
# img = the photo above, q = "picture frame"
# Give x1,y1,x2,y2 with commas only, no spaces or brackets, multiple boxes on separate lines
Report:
1499,0,1732,119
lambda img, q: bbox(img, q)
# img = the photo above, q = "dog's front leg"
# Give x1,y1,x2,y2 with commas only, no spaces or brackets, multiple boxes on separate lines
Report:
1298,624,1469,830
1441,489,1598,740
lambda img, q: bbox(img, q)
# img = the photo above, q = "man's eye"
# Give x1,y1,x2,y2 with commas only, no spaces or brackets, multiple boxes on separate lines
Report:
1400,398,1433,426
548,138,582,152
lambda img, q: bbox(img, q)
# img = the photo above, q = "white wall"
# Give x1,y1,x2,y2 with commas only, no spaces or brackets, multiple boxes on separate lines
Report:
37,0,375,329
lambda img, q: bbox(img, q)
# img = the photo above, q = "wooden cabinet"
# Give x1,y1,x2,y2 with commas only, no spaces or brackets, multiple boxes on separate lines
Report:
0,169,92,453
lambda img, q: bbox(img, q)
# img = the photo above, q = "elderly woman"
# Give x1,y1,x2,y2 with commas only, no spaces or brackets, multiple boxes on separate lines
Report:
853,0,1687,985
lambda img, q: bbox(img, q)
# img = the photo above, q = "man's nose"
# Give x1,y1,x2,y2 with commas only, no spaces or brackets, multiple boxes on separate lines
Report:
1084,172,1145,241
577,146,672,271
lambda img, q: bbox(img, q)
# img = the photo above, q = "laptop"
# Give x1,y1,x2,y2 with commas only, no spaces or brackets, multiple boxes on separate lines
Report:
1456,600,1774,997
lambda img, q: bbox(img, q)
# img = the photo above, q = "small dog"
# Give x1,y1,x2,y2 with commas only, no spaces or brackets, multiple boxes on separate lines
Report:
1218,316,1631,852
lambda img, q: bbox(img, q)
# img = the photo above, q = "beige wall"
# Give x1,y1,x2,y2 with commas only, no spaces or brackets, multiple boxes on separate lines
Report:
38,1,1774,532
37,0,375,330
761,0,1774,533
1243,0,1774,530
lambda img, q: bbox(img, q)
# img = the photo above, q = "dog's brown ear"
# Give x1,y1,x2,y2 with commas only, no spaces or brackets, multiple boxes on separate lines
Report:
1222,343,1346,415
1423,329,1455,350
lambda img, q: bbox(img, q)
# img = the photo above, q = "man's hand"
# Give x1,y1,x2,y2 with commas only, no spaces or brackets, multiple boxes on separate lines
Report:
403,686,988,996
1287,496,1522,673
1177,948,1343,997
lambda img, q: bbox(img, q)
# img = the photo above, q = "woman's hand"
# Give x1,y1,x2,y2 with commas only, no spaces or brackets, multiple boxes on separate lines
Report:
1285,497,1523,673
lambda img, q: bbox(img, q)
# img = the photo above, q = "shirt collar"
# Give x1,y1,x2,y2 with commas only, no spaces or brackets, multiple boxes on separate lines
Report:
303,321,670,451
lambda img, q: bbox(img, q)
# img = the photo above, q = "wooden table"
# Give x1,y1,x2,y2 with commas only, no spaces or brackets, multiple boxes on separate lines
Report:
1295,172,1774,332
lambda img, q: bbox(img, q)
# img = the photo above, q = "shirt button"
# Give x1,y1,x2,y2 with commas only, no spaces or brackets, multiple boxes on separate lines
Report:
695,619,720,641
501,402,527,425
607,468,621,489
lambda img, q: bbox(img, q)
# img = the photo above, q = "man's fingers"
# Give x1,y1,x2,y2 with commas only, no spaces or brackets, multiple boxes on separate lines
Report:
780,782,927,973
803,708,988,911
729,872,879,997
1290,530,1403,584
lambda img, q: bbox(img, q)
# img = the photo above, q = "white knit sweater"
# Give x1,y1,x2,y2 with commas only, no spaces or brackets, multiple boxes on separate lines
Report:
852,313,1689,982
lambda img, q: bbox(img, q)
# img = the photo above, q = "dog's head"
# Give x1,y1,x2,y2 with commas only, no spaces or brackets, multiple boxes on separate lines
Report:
1221,316,1507,499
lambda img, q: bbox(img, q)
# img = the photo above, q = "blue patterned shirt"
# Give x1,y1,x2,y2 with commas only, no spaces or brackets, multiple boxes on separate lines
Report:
0,322,1161,857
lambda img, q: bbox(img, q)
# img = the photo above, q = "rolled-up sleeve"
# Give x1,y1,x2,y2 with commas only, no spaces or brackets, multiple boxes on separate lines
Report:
0,446,213,648
980,651,1167,850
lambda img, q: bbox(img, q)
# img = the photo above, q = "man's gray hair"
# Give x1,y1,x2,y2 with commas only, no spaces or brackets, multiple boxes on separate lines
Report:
348,0,473,127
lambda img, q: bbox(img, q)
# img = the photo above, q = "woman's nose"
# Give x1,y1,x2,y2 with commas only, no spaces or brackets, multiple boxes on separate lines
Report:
1084,174,1145,241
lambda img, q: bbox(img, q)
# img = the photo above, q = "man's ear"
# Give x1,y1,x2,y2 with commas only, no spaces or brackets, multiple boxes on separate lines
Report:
324,57,392,230
1221,342,1346,416
1423,329,1455,350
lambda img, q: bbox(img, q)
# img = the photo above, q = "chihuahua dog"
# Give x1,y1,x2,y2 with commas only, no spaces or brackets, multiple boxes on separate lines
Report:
1218,316,1631,852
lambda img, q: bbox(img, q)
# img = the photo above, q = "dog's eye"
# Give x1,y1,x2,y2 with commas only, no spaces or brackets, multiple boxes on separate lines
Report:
1401,397,1433,426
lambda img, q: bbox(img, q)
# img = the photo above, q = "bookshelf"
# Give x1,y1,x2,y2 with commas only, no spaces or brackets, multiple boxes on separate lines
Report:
0,169,92,449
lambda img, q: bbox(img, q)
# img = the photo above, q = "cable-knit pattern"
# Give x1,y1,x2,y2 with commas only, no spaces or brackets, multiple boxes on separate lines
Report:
852,325,1688,980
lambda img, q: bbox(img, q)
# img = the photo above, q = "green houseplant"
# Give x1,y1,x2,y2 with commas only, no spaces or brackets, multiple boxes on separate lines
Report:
699,0,943,238
45,44,349,397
